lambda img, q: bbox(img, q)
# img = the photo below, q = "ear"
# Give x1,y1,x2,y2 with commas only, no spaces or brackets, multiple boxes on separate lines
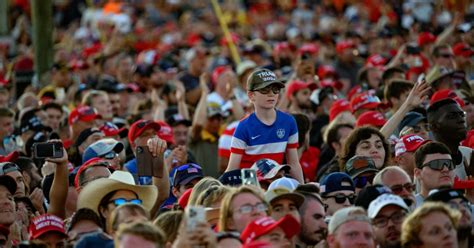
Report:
327,234,336,246
172,187,180,198
414,168,421,179
247,91,255,102
226,217,236,231
99,205,109,221
21,171,30,184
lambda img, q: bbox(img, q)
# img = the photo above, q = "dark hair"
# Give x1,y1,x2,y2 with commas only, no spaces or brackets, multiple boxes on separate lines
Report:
381,66,405,85
0,107,14,118
384,80,413,103
339,126,390,171
432,44,451,58
326,124,354,150
292,114,311,147
41,102,63,114
98,190,139,227
295,188,325,215
414,141,450,168
14,156,35,173
68,208,103,232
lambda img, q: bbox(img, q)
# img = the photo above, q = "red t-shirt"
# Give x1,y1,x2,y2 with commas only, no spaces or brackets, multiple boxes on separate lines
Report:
300,146,320,183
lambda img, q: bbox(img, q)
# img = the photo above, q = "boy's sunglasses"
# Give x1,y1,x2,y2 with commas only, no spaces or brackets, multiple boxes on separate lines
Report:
353,174,375,188
254,86,281,94
325,194,356,204
421,159,455,171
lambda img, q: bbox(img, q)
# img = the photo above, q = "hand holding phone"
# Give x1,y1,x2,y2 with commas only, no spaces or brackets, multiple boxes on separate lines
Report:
33,142,64,159
136,146,164,178
186,206,206,231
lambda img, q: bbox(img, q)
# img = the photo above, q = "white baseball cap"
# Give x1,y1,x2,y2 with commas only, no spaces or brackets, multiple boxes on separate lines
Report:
368,194,409,219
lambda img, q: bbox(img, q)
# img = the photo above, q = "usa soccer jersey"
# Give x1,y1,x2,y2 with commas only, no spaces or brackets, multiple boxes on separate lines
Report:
230,110,299,168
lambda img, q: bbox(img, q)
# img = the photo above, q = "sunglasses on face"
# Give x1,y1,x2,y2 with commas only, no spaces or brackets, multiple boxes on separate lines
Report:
325,194,356,204
390,183,415,194
255,86,281,95
235,202,268,214
353,174,375,188
421,159,455,171
372,211,406,228
109,198,142,207
439,53,454,58
101,151,118,159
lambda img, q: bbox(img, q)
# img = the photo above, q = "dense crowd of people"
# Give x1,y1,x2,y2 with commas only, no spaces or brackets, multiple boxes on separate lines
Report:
0,0,473,247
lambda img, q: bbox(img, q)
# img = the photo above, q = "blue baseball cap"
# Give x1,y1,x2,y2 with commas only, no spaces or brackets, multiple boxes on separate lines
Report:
173,163,204,187
398,112,426,133
82,139,124,164
320,172,355,196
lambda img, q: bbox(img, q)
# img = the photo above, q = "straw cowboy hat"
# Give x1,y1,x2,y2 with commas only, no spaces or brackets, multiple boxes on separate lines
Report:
77,171,157,214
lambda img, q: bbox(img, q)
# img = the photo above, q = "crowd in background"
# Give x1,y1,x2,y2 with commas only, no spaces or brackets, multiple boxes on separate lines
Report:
0,0,473,247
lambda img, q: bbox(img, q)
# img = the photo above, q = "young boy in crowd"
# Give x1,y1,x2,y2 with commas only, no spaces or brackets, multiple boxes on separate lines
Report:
226,69,304,182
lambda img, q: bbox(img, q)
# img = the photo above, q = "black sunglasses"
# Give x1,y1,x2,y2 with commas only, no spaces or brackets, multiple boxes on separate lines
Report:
325,194,356,204
390,183,415,194
254,85,281,94
353,174,375,188
421,159,455,171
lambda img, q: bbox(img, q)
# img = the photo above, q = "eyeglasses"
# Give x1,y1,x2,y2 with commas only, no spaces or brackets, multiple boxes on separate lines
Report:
109,198,143,207
421,159,455,171
353,174,375,188
390,183,415,194
234,202,268,214
254,85,281,95
372,211,406,228
101,151,118,159
325,194,356,204
439,53,454,58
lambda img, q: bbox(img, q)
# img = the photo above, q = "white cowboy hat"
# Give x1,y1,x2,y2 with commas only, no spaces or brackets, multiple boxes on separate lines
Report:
77,171,157,214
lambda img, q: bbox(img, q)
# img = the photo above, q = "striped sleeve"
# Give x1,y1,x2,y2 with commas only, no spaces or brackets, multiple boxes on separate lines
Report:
287,115,299,149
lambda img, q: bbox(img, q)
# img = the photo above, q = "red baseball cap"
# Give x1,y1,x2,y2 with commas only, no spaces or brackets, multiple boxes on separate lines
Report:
320,79,343,90
336,40,355,54
128,119,161,144
347,85,363,101
452,42,473,58
0,151,19,163
430,89,465,108
156,121,175,145
240,215,300,245
286,80,317,99
29,214,67,240
318,65,337,79
395,134,429,157
74,157,110,189
99,122,127,137
329,99,352,121
365,54,387,69
211,65,232,86
350,91,381,113
299,43,319,55
68,106,101,125
356,111,387,127
417,32,436,47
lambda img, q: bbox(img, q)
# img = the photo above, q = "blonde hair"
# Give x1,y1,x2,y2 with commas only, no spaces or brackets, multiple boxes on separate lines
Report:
81,90,108,106
153,210,183,244
115,221,165,248
401,202,461,248
188,177,222,206
196,185,231,208
218,185,266,232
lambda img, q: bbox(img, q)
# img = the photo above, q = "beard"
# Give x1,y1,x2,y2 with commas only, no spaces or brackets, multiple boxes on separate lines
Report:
457,226,472,241
299,228,327,246
297,100,312,110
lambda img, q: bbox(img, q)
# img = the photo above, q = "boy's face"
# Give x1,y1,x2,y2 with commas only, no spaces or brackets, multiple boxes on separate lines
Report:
248,84,281,109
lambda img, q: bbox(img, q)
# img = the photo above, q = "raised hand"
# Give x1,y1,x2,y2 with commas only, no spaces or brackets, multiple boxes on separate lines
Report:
147,136,167,157
406,79,431,109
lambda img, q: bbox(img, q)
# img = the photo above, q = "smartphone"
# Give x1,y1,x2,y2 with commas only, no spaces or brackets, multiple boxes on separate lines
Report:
241,169,260,188
136,146,164,178
186,206,206,231
136,146,153,177
33,142,63,159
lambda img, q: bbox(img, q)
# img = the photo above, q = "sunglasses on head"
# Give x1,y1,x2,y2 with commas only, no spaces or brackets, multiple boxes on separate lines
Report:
255,85,281,95
421,159,455,171
0,162,19,175
390,183,415,194
353,174,375,188
326,194,356,204
109,198,142,207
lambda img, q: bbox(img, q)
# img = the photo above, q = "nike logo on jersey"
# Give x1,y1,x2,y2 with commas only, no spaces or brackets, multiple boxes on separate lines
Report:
251,135,261,140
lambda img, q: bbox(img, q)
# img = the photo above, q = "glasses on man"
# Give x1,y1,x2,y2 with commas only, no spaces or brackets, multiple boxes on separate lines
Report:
353,174,376,188
109,198,143,207
255,85,281,95
101,151,118,160
325,194,356,204
390,183,415,194
235,203,268,214
421,159,455,171
372,211,406,228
